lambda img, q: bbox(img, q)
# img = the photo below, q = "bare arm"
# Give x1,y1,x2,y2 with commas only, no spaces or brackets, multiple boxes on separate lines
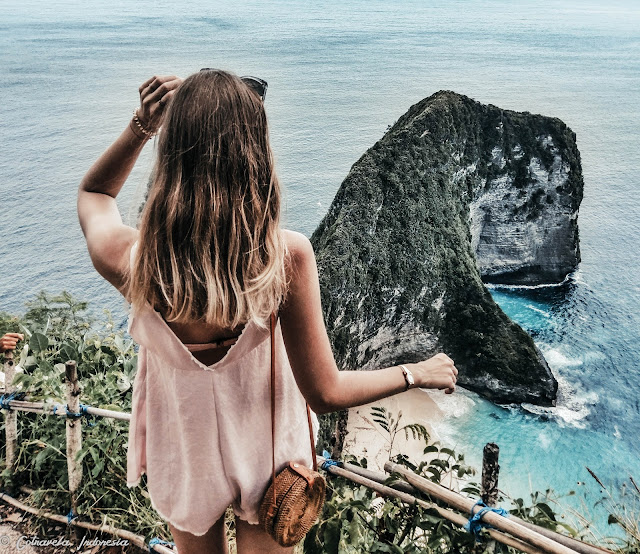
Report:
280,231,458,415
77,122,145,291
77,75,182,292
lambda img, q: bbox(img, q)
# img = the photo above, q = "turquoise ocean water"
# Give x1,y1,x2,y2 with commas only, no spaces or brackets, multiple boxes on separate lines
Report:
2,0,639,537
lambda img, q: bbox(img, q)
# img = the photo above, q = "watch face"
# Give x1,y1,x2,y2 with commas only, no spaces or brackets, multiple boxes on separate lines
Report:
407,373,415,386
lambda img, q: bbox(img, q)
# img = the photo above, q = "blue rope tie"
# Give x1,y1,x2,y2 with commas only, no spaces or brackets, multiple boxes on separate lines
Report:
464,500,509,539
0,391,26,410
66,509,77,524
320,450,342,471
77,404,98,427
63,404,85,419
53,403,98,427
149,537,176,552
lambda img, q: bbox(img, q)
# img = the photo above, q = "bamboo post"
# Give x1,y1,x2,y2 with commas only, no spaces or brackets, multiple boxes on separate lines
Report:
482,442,500,553
331,410,349,459
65,360,83,540
385,461,580,554
3,349,18,493
482,442,500,506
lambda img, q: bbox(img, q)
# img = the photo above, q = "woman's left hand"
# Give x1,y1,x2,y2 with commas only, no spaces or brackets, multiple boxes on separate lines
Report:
136,75,183,134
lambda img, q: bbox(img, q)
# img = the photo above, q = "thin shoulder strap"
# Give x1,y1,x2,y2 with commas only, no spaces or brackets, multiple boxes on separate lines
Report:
269,313,317,508
129,241,138,270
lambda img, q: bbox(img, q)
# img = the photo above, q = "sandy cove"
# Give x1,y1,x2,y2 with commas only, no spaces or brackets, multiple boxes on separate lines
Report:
343,387,446,472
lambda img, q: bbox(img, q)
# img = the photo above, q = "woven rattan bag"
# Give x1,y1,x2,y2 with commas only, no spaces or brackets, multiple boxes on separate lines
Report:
258,313,326,547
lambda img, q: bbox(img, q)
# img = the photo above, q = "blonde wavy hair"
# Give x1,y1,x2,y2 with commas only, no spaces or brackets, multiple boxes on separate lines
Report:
128,70,287,328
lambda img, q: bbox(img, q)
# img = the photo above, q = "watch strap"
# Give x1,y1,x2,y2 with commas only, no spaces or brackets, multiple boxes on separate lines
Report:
399,364,414,390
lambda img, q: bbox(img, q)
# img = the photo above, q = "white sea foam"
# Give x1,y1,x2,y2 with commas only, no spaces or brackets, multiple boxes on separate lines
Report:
543,348,584,368
420,388,477,445
521,373,598,429
570,268,586,285
525,304,552,318
582,350,606,364
486,273,574,290
422,387,476,419
538,430,552,450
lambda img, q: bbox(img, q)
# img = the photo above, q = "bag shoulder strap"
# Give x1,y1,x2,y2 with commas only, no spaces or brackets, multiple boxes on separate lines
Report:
269,313,318,508
270,313,277,507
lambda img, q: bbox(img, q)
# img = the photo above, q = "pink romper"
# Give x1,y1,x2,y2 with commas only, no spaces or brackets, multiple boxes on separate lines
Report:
125,276,319,536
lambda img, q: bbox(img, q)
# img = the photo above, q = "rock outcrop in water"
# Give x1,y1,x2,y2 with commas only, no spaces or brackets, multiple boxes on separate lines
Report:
311,91,583,406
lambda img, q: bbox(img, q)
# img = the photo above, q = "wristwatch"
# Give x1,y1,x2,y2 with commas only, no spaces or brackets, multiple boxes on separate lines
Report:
399,364,414,390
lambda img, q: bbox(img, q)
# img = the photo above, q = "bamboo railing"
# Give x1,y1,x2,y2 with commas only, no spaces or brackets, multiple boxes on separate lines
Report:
1,358,172,553
1,356,615,554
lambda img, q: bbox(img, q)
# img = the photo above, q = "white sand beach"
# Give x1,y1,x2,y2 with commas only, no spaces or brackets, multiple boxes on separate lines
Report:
342,388,445,473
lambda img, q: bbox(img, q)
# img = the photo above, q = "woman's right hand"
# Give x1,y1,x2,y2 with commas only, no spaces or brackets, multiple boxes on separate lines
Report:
136,75,183,135
410,353,458,394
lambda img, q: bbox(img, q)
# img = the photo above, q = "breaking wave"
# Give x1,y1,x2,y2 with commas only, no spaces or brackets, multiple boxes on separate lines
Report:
520,353,599,429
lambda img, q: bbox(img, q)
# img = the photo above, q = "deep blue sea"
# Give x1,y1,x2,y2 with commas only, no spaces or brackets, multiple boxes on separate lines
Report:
2,0,639,539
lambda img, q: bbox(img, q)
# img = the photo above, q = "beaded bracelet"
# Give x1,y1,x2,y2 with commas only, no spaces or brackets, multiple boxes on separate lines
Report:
131,108,156,139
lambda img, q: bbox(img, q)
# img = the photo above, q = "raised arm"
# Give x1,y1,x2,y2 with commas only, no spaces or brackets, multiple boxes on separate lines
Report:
77,75,182,292
279,231,458,415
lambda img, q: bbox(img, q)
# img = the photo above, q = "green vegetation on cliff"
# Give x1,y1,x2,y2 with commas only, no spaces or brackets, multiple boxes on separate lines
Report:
311,91,586,405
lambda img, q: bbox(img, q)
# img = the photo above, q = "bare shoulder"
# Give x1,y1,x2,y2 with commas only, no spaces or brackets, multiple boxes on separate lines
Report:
282,229,315,267
281,230,319,298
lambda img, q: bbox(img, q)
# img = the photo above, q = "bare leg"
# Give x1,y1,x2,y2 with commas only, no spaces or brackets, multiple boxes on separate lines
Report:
168,515,228,554
235,517,296,554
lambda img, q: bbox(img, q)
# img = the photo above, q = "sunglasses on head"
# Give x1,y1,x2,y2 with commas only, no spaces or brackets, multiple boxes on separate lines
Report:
200,68,268,101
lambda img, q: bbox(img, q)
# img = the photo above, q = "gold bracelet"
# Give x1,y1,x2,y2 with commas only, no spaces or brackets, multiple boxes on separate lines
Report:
131,108,156,139
129,119,149,141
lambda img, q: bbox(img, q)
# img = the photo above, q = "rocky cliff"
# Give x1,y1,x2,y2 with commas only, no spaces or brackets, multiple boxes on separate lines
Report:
468,99,582,284
311,91,583,407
